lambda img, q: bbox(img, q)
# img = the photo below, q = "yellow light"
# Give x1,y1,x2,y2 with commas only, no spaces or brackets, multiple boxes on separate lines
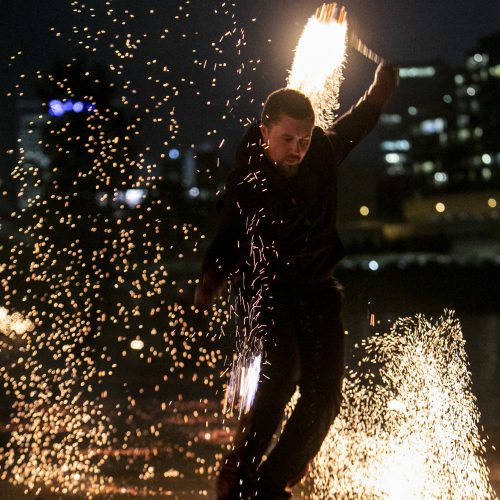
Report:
360,206,370,217
487,198,497,208
130,339,144,350
435,202,446,213
288,15,347,129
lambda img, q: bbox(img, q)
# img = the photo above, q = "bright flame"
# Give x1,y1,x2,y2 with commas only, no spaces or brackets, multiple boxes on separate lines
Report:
224,351,262,417
288,16,347,129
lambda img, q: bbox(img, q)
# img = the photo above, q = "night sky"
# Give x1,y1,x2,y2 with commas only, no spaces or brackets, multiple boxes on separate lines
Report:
1,0,500,175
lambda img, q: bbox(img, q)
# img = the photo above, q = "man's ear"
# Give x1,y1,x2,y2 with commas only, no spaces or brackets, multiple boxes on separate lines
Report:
259,123,270,144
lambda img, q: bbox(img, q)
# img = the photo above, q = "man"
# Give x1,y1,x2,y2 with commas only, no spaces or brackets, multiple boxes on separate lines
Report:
195,63,398,498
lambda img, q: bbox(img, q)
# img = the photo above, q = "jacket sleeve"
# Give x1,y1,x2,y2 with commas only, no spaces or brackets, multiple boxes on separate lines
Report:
324,97,382,163
201,170,251,283
325,66,397,162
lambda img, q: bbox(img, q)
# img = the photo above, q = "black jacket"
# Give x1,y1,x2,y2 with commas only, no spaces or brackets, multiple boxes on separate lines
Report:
202,98,382,290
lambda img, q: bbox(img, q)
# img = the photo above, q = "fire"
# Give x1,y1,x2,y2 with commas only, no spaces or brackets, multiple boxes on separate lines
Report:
288,7,348,129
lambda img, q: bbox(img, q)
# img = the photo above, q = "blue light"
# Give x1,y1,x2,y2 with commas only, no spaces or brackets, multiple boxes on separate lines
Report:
48,99,93,117
48,100,65,117
63,100,74,112
368,260,379,271
168,148,180,160
73,101,84,113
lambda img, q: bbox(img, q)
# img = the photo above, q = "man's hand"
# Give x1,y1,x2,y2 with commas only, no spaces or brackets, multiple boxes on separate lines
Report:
194,268,226,309
365,63,399,108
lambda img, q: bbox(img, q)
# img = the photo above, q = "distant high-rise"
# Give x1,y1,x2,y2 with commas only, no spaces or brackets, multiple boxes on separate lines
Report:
375,60,454,217
16,100,50,208
374,34,500,220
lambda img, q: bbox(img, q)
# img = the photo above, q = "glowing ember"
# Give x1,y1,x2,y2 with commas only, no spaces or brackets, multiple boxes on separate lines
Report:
0,306,35,337
306,311,496,499
224,350,262,417
0,1,258,496
288,5,348,129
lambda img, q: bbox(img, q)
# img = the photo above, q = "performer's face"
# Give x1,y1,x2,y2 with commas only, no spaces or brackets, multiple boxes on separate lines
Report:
260,114,314,169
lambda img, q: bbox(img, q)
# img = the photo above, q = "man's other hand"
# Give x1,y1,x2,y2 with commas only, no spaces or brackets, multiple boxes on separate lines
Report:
194,269,226,309
366,63,399,108
374,63,399,94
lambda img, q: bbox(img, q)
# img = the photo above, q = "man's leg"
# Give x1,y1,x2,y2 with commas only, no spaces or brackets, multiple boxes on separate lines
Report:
217,299,300,499
256,285,345,496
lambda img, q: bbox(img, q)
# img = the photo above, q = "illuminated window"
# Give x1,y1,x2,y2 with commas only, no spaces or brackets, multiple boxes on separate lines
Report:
399,67,436,78
380,114,402,125
421,161,436,173
380,140,410,152
482,168,492,180
385,153,405,164
458,129,471,141
457,115,469,128
420,118,445,135
434,172,448,184
482,154,492,165
489,64,500,78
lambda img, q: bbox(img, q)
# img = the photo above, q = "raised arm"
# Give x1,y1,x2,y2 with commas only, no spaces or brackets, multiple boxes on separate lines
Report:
326,63,399,160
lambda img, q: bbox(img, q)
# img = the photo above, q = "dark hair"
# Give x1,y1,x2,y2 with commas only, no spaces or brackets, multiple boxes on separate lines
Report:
261,88,315,127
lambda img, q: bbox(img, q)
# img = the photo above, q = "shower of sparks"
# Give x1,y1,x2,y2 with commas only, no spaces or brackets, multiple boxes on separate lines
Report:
306,311,497,499
223,350,262,417
0,0,260,496
223,215,272,417
0,306,35,338
287,4,348,129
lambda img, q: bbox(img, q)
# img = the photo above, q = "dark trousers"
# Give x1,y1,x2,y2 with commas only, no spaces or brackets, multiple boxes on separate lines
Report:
234,280,345,494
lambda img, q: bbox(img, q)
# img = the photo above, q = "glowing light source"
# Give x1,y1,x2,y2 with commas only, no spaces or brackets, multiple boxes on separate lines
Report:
308,312,496,499
48,99,93,117
72,101,84,113
130,339,144,350
385,153,403,164
482,154,492,165
488,198,497,208
224,351,262,417
399,66,436,78
360,206,370,217
287,9,347,129
434,172,448,184
124,188,145,208
168,148,180,160
435,202,446,213
368,260,379,271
